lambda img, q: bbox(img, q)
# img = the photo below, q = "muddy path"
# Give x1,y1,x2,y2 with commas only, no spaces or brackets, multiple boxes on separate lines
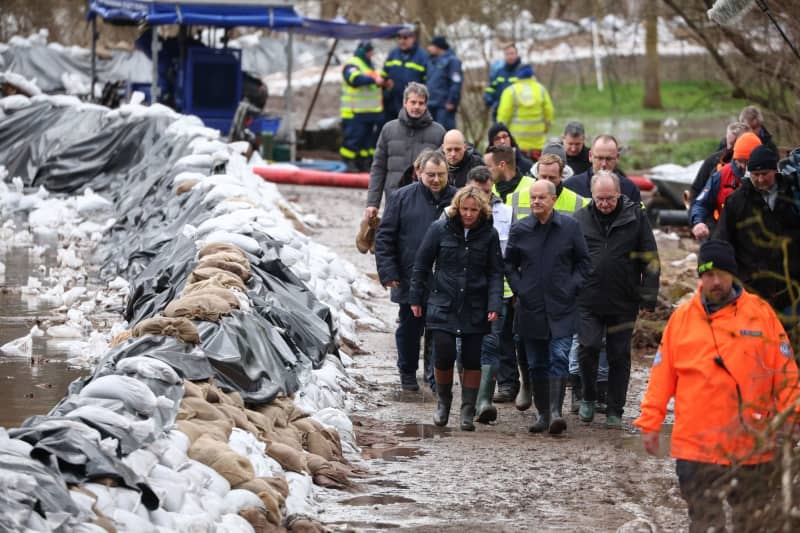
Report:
277,184,689,532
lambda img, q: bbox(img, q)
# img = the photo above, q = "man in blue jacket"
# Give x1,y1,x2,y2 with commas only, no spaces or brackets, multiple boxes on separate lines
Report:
504,180,591,435
425,36,462,131
381,27,428,125
375,150,457,391
484,43,531,121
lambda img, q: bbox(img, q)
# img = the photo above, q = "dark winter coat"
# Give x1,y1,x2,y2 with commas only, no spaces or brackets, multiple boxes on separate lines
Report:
409,214,503,335
426,49,463,109
690,148,731,203
367,109,446,208
566,145,591,176
375,181,457,304
714,175,800,311
448,148,484,187
575,199,661,315
382,44,428,120
504,211,591,339
564,168,642,205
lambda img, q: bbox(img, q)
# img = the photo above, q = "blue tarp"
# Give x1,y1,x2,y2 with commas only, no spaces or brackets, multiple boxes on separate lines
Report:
87,1,409,40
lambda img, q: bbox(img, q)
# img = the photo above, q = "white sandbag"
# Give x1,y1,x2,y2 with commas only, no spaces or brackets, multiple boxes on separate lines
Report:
121,448,160,477
66,405,156,452
146,474,187,513
228,428,283,478
284,472,317,517
174,153,214,170
200,231,260,254
79,375,157,417
0,333,32,357
76,188,113,215
217,513,256,533
109,508,155,532
221,490,265,515
202,184,251,206
173,171,206,186
178,459,230,497
72,523,109,533
149,508,175,529
115,356,181,385
1,94,31,111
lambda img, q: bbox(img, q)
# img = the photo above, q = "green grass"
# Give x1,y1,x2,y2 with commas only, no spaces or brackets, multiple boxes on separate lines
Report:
551,80,748,119
623,138,720,170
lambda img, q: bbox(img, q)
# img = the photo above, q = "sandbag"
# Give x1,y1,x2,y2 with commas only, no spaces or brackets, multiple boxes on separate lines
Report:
239,508,279,533
176,419,231,444
175,179,199,195
188,435,254,487
233,479,283,524
217,404,259,434
181,285,241,309
182,380,204,398
78,375,157,417
131,317,200,345
197,258,252,282
115,355,182,385
265,442,308,474
303,431,337,462
186,268,248,292
178,396,228,422
198,242,248,261
164,293,235,321
200,251,250,270
306,453,350,489
108,330,132,347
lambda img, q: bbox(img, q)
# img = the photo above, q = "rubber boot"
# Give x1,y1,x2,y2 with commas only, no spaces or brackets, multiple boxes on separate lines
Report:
460,369,481,431
515,356,532,411
433,368,453,427
596,380,608,414
569,373,582,414
475,365,498,424
548,378,567,435
528,379,550,433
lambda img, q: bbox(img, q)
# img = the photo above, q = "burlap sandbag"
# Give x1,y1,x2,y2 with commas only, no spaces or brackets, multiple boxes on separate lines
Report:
272,426,304,451
108,330,132,347
220,390,245,409
180,286,240,309
271,397,308,424
303,431,337,462
198,242,248,261
176,418,231,444
262,476,289,499
306,453,350,489
265,441,308,474
217,403,260,434
291,417,325,435
285,516,327,533
164,293,234,321
131,316,200,344
175,179,199,195
257,403,289,429
183,380,204,398
179,396,229,422
239,508,285,533
197,258,252,282
189,435,254,486
200,251,250,270
186,267,247,292
244,409,275,438
235,477,285,512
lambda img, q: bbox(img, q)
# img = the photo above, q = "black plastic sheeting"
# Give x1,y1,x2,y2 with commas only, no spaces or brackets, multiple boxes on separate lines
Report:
0,97,339,528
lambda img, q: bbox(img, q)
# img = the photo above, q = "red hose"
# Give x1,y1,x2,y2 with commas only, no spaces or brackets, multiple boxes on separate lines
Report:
630,175,655,191
253,166,370,188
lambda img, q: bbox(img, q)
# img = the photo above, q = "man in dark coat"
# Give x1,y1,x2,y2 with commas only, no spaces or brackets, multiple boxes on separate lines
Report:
564,134,641,204
487,122,533,177
442,129,483,187
688,122,749,205
375,151,457,390
381,27,428,125
425,36,462,131
715,145,800,322
365,82,445,221
575,170,660,429
505,180,591,435
562,121,591,176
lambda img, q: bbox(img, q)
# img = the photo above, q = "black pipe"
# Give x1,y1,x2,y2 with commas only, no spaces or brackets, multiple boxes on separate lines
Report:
656,209,689,227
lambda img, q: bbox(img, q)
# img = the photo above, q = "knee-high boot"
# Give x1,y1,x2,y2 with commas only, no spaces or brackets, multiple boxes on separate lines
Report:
433,368,453,427
528,378,550,433
475,364,498,424
515,355,532,411
548,378,567,435
460,369,481,431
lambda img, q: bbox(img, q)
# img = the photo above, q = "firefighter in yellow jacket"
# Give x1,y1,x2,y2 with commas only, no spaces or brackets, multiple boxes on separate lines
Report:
340,41,386,172
496,65,553,161
635,239,799,532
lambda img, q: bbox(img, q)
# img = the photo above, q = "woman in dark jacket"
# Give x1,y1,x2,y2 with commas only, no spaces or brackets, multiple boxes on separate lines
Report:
409,186,504,430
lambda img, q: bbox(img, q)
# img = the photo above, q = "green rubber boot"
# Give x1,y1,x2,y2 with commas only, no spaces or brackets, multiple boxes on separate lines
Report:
475,364,498,424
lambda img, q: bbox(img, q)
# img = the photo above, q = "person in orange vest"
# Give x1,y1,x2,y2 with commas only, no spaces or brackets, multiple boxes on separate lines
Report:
635,239,799,532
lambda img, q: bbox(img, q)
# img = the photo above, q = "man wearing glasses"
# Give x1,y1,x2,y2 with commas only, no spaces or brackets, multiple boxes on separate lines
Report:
381,27,428,125
574,171,660,428
563,134,642,205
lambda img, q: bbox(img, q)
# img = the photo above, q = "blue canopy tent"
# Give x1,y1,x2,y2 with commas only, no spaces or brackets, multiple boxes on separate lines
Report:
86,1,409,160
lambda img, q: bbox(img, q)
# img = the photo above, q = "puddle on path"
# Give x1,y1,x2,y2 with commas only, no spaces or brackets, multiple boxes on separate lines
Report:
395,422,452,440
326,521,402,529
0,243,89,428
362,444,426,462
338,494,416,506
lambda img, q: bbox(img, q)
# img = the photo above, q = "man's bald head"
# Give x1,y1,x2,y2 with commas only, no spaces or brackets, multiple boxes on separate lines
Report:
443,129,467,166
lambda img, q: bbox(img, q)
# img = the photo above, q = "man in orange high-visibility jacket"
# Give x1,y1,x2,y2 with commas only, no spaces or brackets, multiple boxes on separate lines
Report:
635,239,799,533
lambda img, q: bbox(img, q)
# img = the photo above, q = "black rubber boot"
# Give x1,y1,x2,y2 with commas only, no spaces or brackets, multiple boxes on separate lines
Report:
475,364,498,424
548,378,567,435
433,368,453,427
460,369,481,431
528,379,550,433
569,373,582,414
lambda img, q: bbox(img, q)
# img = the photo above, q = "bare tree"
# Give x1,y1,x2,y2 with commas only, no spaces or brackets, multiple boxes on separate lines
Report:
642,0,663,109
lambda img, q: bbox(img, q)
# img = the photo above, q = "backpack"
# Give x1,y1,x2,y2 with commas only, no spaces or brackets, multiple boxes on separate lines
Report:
778,147,800,213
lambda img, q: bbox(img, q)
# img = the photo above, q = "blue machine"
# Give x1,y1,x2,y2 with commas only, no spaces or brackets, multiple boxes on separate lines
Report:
184,47,243,133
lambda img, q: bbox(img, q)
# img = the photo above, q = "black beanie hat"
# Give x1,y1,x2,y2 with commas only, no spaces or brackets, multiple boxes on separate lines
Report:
747,145,779,172
488,122,513,146
429,35,449,50
698,239,738,276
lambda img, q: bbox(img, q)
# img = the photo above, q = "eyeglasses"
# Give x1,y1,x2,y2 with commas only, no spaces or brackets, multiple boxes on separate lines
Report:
593,156,617,163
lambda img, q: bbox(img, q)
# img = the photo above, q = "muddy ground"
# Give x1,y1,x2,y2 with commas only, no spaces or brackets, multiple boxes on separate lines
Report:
278,184,691,533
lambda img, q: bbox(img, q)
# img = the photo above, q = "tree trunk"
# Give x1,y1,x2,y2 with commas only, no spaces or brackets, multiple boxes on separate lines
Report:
642,0,663,109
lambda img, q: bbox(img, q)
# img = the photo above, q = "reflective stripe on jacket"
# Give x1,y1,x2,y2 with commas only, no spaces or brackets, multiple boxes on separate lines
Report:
496,78,554,152
635,288,799,465
341,55,382,119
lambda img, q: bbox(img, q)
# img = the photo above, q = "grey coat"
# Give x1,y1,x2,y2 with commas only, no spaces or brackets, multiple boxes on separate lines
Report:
367,109,445,209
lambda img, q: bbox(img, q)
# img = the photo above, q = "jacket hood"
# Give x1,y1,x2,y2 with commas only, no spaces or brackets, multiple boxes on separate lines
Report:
487,122,520,149
399,108,433,129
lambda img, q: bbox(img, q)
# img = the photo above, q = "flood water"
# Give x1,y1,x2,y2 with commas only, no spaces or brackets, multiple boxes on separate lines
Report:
577,116,731,146
0,242,88,429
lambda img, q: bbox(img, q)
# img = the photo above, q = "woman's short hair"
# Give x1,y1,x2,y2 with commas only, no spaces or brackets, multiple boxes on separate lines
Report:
447,185,492,220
